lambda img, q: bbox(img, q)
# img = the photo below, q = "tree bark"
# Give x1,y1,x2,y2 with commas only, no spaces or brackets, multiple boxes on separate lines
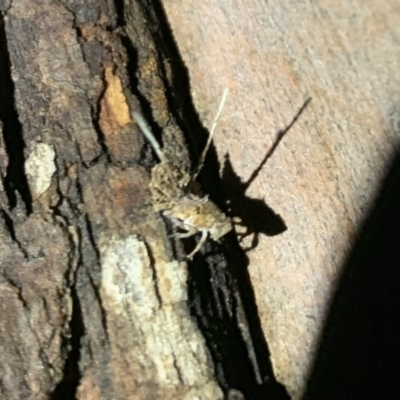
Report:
0,1,230,399
161,0,400,398
1,0,400,400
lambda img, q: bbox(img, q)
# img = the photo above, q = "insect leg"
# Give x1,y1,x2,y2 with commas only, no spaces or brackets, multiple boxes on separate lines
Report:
187,230,209,259
174,225,198,239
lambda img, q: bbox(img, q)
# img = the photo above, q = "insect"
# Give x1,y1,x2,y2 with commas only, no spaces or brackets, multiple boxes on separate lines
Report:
132,89,233,258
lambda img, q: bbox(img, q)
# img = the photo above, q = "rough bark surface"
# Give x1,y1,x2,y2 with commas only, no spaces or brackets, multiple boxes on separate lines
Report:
161,0,400,398
0,0,231,399
2,0,400,400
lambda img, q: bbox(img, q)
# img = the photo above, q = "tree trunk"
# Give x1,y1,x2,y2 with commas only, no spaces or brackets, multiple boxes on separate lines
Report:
161,0,400,398
1,1,399,400
0,0,271,399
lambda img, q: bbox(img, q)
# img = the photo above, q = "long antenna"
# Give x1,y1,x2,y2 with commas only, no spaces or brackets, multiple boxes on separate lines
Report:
132,111,166,163
192,88,229,180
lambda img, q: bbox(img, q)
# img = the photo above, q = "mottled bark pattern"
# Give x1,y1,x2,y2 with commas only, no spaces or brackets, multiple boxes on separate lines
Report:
0,0,226,399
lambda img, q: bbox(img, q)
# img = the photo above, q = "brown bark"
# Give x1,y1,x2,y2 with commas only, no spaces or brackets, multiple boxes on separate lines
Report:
0,1,227,399
2,0,400,399
161,0,400,399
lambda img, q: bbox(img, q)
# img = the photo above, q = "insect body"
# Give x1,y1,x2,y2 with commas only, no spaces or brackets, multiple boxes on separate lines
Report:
132,89,232,258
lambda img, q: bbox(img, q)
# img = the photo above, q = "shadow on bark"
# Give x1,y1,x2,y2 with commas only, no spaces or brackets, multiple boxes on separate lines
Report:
304,141,400,399
221,98,310,250
50,285,84,400
0,15,32,213
135,1,295,398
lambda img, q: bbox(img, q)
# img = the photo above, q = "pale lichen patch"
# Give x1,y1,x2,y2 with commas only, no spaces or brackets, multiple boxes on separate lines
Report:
100,235,160,317
25,142,56,198
154,260,188,305
98,234,223,398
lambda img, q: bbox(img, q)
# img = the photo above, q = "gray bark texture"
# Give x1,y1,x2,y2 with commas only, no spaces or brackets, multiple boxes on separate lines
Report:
2,0,400,400
0,1,282,399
